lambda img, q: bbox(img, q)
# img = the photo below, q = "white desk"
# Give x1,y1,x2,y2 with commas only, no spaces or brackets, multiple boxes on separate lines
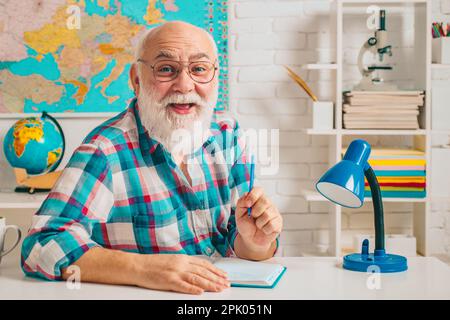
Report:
1,255,450,300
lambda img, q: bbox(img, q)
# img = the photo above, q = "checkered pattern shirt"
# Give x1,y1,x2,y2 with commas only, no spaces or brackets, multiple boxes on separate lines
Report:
20,99,256,280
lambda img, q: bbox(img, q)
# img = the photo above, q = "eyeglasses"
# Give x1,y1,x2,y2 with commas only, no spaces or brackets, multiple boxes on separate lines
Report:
137,59,218,84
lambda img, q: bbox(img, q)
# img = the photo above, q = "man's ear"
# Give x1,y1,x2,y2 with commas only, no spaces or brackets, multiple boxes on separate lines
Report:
130,63,140,96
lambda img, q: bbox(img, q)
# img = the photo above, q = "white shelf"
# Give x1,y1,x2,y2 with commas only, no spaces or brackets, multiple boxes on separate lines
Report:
0,191,47,209
301,190,427,203
431,130,450,135
304,129,338,135
339,0,428,3
431,64,450,69
304,129,427,135
341,129,428,135
301,64,337,70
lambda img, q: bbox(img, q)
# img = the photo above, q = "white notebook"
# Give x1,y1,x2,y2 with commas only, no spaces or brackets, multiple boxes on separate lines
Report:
212,258,286,288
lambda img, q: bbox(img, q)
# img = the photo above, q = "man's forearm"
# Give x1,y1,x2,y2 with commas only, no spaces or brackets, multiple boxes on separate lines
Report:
234,233,277,261
61,247,231,294
61,247,142,286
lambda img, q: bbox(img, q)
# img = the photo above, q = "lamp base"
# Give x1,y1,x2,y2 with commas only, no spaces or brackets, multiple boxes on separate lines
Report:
343,244,408,273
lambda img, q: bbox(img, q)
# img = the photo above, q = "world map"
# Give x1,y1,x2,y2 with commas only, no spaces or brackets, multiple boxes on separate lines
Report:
0,0,228,113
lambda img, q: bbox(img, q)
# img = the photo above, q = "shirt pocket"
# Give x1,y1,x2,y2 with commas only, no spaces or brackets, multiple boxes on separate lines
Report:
132,205,186,253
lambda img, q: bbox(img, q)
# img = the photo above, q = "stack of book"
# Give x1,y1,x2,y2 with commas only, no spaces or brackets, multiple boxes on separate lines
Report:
341,148,426,198
343,91,425,129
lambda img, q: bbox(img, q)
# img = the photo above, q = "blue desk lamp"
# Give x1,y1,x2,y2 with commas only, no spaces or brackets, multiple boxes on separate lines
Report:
316,139,407,273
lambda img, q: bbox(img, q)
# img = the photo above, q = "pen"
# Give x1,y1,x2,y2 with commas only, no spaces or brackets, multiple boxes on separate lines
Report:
248,154,255,217
284,65,318,102
433,23,441,38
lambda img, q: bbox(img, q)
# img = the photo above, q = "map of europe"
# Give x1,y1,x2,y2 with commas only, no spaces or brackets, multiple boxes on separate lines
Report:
0,0,228,113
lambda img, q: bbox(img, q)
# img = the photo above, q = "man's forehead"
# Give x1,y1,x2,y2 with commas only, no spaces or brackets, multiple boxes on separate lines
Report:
141,27,216,61
152,48,212,61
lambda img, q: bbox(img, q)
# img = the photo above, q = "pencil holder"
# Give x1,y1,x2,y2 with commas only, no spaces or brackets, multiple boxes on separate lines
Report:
432,37,450,64
311,101,334,130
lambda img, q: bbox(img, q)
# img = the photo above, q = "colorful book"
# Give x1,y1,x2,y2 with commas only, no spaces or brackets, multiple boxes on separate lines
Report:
368,148,425,156
365,190,427,198
365,186,424,191
342,147,427,198
373,170,426,177
368,159,426,166
366,182,426,188
376,177,426,182
371,166,425,171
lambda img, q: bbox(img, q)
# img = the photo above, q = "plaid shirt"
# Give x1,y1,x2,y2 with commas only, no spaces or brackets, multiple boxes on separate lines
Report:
20,99,256,281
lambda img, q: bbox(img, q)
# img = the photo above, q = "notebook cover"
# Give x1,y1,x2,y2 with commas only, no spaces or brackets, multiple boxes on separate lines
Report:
230,266,287,289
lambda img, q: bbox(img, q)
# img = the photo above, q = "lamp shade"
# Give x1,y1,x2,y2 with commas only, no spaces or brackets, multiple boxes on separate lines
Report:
316,140,371,208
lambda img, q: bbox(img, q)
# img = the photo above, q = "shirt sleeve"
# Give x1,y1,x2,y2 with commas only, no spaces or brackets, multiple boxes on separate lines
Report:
20,143,114,280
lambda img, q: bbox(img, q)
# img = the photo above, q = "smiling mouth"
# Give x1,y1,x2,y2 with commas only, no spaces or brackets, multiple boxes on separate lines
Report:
168,103,196,115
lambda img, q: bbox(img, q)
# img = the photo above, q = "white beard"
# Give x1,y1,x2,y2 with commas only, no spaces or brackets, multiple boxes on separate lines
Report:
137,87,217,159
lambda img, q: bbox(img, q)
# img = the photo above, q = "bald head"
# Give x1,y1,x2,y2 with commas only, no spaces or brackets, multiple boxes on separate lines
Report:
134,21,218,62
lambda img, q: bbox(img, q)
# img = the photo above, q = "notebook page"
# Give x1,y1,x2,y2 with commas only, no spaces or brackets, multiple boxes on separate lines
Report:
213,258,283,283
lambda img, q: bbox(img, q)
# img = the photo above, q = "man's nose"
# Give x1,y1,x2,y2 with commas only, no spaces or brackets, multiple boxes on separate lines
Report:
172,68,195,93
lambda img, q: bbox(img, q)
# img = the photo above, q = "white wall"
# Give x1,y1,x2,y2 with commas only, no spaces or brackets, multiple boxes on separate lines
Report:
0,0,449,258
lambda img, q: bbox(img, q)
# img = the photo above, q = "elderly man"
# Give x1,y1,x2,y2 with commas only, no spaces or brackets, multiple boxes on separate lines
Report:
21,21,283,295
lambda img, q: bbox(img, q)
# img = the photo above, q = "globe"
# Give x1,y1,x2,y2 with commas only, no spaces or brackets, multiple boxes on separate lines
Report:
3,112,65,175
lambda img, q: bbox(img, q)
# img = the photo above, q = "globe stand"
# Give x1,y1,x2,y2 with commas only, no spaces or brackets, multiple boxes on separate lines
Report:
13,168,62,194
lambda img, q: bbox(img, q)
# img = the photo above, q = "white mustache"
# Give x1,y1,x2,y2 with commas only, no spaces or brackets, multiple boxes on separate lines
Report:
160,93,206,107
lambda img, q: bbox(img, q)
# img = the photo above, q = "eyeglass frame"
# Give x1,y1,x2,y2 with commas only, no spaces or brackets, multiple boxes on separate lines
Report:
137,58,218,84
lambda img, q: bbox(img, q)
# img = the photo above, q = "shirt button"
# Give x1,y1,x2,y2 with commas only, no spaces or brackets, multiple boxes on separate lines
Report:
204,247,213,255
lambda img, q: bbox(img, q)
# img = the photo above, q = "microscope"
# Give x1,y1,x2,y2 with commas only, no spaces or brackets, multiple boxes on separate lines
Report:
354,10,397,91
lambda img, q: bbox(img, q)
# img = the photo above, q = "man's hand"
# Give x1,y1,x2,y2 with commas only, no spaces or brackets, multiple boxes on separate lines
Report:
235,187,283,255
62,248,230,295
134,254,230,295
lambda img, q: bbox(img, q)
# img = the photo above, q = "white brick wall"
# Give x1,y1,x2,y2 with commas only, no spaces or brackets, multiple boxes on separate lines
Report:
235,1,304,18
228,0,450,256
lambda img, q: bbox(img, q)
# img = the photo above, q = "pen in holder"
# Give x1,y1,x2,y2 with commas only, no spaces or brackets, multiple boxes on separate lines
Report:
432,20,450,65
283,66,334,130
310,100,334,130
431,37,450,64
432,37,450,64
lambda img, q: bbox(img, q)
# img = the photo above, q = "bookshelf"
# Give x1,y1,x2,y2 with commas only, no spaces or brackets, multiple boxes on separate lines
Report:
301,0,435,257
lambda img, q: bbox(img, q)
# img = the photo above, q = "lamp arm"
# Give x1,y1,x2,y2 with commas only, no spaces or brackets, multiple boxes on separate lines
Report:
364,166,385,251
